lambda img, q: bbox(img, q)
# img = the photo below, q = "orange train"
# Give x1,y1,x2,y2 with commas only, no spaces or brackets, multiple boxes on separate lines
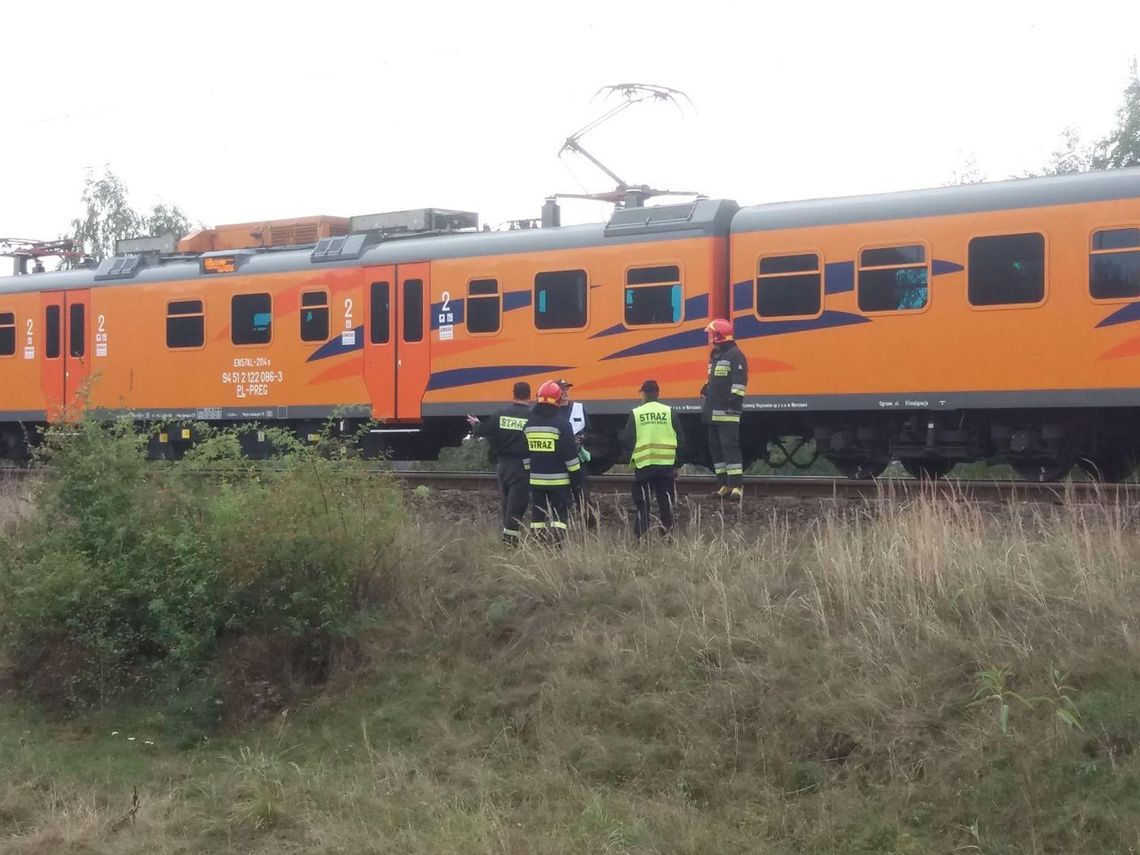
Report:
2,167,1139,479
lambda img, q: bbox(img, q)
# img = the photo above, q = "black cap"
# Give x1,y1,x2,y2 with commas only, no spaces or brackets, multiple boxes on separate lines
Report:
639,379,659,396
555,378,573,389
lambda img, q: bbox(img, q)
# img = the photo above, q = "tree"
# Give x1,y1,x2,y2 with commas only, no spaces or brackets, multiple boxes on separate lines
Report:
1040,127,1092,176
141,202,192,245
1090,59,1140,170
69,168,193,262
947,153,986,185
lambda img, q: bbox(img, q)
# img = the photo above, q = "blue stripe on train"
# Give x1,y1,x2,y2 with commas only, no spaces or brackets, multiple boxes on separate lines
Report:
588,293,711,340
307,326,364,362
1097,302,1140,328
733,311,869,340
600,308,871,360
426,364,573,391
429,290,532,330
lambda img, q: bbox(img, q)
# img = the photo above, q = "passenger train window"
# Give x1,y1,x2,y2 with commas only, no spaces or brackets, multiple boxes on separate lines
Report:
167,300,204,349
403,279,424,342
858,245,928,312
45,305,61,359
625,265,682,326
231,293,272,345
534,269,587,330
0,312,14,357
1090,227,1140,299
968,233,1045,306
370,282,390,344
756,253,821,318
466,278,500,334
69,303,85,358
300,290,329,342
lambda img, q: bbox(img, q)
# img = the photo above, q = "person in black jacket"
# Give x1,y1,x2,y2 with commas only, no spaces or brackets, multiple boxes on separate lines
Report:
525,380,584,543
467,381,531,546
701,318,748,498
620,379,686,538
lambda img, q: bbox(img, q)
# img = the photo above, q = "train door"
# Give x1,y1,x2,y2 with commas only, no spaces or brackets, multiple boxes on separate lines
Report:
395,262,430,420
38,291,65,418
363,266,396,420
64,289,91,409
363,263,431,422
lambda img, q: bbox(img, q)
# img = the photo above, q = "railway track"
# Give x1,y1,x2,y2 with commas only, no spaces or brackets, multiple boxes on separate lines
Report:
4,466,1140,503
392,471,1140,503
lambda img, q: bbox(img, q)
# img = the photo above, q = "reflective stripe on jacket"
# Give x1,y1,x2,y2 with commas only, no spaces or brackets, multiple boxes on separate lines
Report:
525,403,583,488
630,401,678,469
701,341,749,424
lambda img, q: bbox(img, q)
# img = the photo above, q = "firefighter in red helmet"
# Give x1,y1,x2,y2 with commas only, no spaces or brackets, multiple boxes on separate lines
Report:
525,380,584,542
701,318,748,498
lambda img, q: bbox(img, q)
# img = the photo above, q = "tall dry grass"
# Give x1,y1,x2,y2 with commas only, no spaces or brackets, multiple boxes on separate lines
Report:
5,488,1140,852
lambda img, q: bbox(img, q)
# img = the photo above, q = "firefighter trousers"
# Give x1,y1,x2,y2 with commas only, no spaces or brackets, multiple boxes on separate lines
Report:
632,468,676,538
531,486,571,544
708,422,743,487
497,456,530,546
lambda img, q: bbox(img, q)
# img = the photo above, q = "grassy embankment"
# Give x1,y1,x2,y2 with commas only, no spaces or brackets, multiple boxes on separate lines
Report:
2,424,1140,853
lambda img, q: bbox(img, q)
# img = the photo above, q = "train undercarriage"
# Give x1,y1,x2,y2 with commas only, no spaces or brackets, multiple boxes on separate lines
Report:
2,408,1139,483
746,408,1140,482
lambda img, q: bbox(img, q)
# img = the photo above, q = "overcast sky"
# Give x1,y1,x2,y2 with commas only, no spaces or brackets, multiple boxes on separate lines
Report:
2,0,1138,275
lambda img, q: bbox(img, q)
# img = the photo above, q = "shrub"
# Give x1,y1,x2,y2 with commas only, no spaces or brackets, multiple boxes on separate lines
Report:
0,419,403,709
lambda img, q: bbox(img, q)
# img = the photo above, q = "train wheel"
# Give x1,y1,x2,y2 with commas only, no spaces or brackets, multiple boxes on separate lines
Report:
831,458,888,480
1012,459,1073,482
1078,454,1138,483
901,457,955,480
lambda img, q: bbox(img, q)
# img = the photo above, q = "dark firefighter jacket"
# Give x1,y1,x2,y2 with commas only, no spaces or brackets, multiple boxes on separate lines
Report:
620,401,686,477
524,403,583,488
474,402,531,462
700,341,749,424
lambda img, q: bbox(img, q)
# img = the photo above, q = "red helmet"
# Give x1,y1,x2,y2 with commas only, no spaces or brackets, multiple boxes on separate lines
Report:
706,318,733,344
536,380,563,405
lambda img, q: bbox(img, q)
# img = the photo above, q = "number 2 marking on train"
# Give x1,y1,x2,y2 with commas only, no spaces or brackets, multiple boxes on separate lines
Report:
26,319,33,336
95,314,108,356
344,297,353,330
441,292,451,313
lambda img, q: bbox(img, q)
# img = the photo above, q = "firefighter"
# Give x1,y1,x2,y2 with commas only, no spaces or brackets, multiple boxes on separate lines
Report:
466,381,532,546
621,379,685,538
525,380,584,542
701,318,748,498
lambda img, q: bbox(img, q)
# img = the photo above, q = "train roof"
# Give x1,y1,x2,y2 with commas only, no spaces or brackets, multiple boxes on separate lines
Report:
732,167,1140,234
0,199,739,295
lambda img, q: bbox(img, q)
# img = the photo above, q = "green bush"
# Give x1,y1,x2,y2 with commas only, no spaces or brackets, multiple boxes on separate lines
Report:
0,419,403,708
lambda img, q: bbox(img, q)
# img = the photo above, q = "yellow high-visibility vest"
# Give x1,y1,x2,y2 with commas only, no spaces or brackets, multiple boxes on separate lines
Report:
631,401,678,469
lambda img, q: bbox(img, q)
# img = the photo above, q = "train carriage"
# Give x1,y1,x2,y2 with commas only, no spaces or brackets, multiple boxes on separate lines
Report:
728,167,1140,479
6,167,1140,479
0,199,737,465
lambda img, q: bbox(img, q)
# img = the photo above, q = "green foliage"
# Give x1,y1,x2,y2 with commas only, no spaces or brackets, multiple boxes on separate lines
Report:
1091,59,1140,170
141,201,192,244
786,760,825,794
971,665,1084,739
68,167,194,262
1042,127,1093,176
0,418,403,707
410,436,491,471
1022,60,1140,178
